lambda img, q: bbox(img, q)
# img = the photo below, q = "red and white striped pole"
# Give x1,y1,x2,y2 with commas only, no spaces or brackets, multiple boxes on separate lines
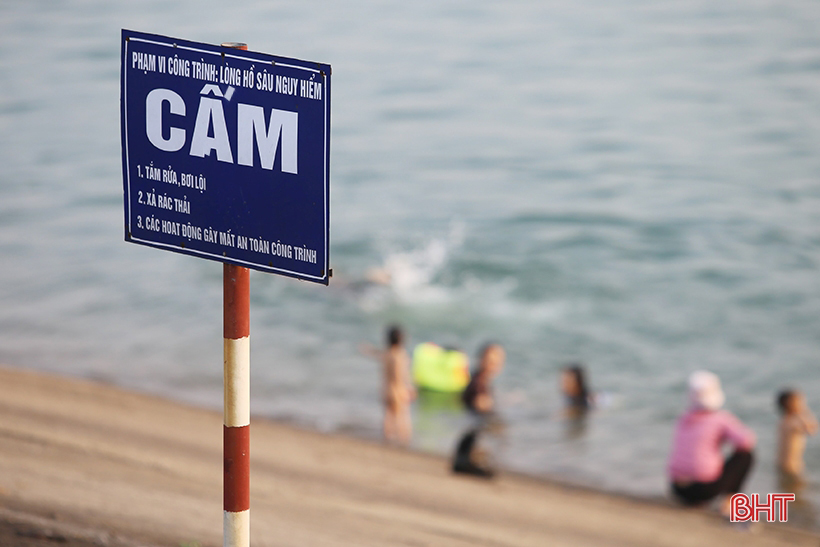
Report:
224,262,250,547
222,41,251,547
222,42,252,547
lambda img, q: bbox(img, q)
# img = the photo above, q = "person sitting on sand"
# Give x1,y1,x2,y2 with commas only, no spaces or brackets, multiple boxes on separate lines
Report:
777,389,818,478
667,370,756,516
363,325,416,446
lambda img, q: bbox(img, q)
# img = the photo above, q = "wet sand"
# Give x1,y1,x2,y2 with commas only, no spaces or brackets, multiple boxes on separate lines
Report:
0,364,815,547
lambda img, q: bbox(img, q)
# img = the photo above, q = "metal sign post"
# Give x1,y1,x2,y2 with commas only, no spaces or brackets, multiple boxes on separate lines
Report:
223,262,250,547
120,31,332,547
220,39,251,547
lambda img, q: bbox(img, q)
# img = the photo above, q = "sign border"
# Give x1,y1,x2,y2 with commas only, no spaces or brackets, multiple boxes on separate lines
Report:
121,29,331,284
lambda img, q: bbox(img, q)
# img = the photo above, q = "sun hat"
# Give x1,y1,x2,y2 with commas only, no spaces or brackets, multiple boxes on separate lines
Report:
688,370,725,411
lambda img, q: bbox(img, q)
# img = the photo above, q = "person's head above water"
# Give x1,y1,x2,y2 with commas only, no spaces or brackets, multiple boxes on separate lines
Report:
777,389,804,415
477,342,505,378
386,325,404,348
561,364,589,407
687,370,725,412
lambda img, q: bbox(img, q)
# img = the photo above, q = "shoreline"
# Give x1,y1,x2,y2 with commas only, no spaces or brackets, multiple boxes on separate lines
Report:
0,363,815,547
266,414,681,510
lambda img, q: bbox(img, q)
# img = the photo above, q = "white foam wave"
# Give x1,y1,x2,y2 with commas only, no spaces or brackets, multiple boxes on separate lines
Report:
366,223,465,303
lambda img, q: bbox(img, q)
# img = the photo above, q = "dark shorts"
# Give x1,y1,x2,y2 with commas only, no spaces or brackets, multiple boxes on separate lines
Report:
672,449,754,506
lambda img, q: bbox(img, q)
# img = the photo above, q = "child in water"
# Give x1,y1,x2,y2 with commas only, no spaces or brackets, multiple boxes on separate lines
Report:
364,326,416,445
560,364,592,411
777,390,818,478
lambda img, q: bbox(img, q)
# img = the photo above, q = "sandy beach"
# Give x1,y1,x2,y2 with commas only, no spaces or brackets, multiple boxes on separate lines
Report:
0,365,814,547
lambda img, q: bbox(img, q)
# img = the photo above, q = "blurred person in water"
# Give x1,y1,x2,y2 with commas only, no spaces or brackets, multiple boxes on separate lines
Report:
777,389,817,480
362,325,416,445
775,389,818,525
560,364,598,410
461,343,506,414
667,370,756,517
559,364,594,437
452,343,506,478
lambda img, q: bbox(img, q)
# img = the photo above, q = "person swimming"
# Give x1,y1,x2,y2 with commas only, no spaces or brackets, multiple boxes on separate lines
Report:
560,364,592,410
558,363,596,438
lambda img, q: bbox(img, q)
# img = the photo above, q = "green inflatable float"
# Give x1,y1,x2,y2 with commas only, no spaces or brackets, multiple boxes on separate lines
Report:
412,342,471,393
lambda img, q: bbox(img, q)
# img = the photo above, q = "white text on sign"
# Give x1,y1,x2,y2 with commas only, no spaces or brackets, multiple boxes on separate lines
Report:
145,85,298,174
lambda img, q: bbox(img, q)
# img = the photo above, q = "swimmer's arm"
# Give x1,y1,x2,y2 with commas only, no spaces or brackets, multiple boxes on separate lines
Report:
359,342,384,361
799,410,819,435
473,393,494,413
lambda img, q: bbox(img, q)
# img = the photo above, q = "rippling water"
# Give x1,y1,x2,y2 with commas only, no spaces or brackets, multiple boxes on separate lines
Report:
2,0,820,527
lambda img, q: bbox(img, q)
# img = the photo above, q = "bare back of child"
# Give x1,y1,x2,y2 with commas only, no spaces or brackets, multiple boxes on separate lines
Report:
373,326,415,445
777,390,818,478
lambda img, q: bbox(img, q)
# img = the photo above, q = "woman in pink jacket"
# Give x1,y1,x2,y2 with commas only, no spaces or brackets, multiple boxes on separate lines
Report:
668,371,756,513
